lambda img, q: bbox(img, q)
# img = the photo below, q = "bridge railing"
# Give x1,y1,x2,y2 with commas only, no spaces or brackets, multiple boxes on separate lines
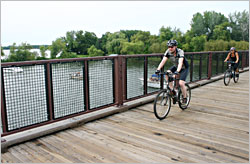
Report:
1,50,248,136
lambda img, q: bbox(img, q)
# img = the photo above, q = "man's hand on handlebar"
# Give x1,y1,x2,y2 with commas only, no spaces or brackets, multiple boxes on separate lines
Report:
155,70,160,74
173,71,179,75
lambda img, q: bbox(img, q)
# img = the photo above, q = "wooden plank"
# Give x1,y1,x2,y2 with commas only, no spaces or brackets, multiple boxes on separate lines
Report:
82,121,205,163
101,117,248,163
1,151,22,163
108,111,249,158
128,106,249,142
64,129,148,163
24,142,63,163
7,146,32,163
55,130,132,163
38,135,88,163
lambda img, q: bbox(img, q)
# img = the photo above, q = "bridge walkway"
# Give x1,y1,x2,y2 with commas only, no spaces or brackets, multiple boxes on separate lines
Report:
1,71,249,163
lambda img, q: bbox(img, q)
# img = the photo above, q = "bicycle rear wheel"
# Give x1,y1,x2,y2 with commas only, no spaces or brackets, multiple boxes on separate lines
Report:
154,90,171,120
233,71,239,83
178,84,191,110
224,70,231,86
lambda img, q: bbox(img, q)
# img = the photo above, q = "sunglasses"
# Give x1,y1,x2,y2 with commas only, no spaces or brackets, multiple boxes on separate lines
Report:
168,46,174,48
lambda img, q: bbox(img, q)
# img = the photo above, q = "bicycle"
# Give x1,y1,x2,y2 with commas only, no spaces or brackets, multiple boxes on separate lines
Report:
153,71,191,120
223,61,239,86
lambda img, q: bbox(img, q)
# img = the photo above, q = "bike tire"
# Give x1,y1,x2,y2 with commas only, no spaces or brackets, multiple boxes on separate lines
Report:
178,84,191,110
154,90,171,120
224,70,231,86
233,71,239,83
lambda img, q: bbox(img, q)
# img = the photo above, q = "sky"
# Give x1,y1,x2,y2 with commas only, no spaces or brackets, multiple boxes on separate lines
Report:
1,1,249,46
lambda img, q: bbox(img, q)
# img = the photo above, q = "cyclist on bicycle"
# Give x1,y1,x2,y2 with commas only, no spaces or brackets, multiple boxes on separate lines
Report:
224,47,239,77
155,40,189,103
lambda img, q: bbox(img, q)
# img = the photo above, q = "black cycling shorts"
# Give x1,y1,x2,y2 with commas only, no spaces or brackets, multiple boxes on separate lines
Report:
168,66,189,81
231,62,239,71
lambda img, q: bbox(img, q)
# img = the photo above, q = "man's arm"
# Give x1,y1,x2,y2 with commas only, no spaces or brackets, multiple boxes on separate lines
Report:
177,58,184,72
157,56,168,70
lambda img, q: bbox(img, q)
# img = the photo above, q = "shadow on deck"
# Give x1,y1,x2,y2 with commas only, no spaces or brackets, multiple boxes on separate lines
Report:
1,71,249,163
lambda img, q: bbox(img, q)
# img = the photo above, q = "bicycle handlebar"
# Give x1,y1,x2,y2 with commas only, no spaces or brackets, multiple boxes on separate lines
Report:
226,61,235,63
158,71,178,76
158,72,179,82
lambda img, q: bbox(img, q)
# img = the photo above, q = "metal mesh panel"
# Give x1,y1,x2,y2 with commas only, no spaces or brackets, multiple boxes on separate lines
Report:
2,65,48,131
52,62,85,118
201,54,209,79
218,53,228,74
126,57,144,99
184,54,192,82
246,52,249,66
147,56,162,93
238,52,242,68
211,53,219,76
192,54,201,81
88,60,114,109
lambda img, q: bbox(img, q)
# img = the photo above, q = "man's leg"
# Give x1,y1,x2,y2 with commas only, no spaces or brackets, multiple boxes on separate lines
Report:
179,68,189,103
165,70,174,90
167,66,177,90
179,80,186,98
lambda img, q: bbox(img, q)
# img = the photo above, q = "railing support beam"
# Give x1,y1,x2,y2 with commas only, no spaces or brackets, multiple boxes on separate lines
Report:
114,56,124,106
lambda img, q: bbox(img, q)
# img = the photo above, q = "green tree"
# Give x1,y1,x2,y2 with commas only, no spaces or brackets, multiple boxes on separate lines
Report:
159,26,173,42
148,43,161,53
228,40,249,50
190,35,207,52
7,43,38,62
59,52,77,59
190,13,206,36
182,30,194,52
39,45,48,58
63,31,77,53
229,10,249,41
62,30,98,55
120,41,144,55
96,32,111,55
1,47,5,56
87,45,104,57
120,30,140,42
49,38,66,59
106,32,127,54
75,30,98,55
171,28,185,49
204,40,229,51
131,31,151,53
50,37,77,59
190,11,229,40
212,22,231,41
204,11,229,40
9,43,17,55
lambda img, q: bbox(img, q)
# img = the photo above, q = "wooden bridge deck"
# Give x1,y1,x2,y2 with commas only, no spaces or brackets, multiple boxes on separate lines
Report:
1,71,249,163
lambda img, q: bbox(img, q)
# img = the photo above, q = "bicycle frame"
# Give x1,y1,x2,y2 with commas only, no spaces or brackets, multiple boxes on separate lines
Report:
226,61,236,76
161,72,180,98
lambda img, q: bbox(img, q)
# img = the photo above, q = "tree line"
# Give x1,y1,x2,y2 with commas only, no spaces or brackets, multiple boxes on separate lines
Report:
1,10,249,62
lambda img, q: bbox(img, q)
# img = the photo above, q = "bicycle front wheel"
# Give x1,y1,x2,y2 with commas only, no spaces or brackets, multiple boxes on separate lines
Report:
224,70,231,86
178,84,191,110
233,71,239,83
154,90,171,120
